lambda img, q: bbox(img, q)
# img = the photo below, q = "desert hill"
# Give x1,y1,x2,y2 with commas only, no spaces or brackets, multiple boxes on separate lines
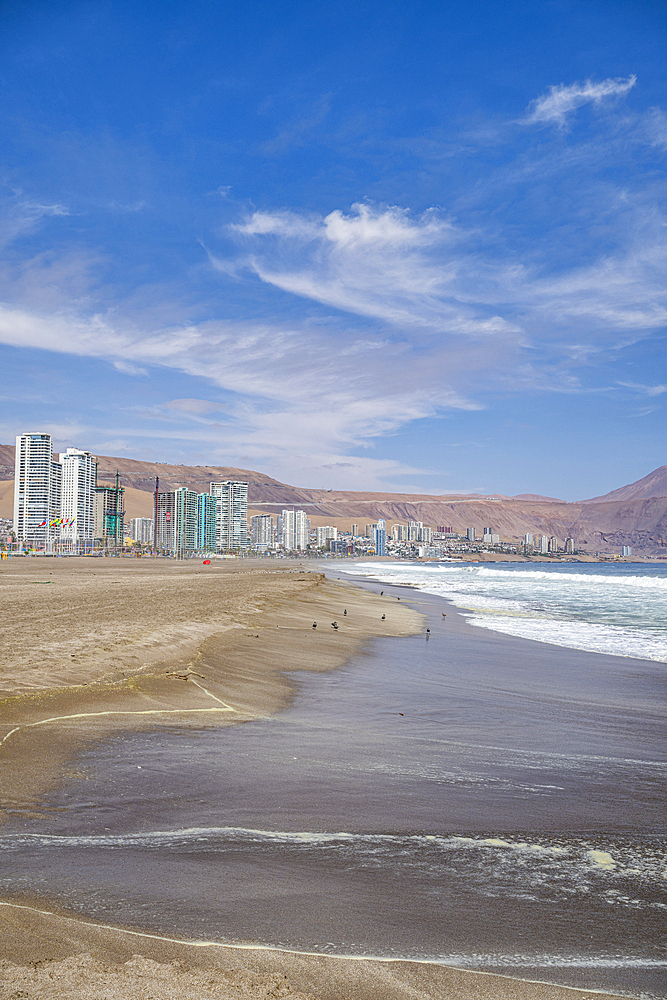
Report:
1,445,665,554
581,465,667,504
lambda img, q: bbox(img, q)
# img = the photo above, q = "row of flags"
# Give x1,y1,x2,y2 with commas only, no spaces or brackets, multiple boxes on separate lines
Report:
38,517,76,527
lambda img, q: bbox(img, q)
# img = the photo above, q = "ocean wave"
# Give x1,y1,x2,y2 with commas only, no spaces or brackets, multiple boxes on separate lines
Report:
463,612,667,661
340,562,667,661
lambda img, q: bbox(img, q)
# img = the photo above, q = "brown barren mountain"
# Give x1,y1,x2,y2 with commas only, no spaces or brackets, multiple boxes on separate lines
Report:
1,445,665,553
581,465,667,503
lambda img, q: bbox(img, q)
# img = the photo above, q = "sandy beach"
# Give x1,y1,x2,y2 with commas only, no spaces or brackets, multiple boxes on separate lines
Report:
0,557,641,1000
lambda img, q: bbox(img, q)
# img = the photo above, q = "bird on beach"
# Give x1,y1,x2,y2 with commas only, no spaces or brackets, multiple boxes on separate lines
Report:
331,622,339,630
312,622,317,628
380,591,383,595
381,614,386,620
442,613,447,618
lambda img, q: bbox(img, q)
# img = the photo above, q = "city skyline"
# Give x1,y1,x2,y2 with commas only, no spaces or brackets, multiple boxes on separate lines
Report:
1,1,665,500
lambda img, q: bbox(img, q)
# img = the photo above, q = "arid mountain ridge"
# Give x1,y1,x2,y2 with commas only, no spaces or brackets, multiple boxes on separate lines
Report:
1,445,666,554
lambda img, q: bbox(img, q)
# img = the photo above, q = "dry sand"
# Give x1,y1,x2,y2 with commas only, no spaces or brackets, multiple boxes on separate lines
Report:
0,557,634,999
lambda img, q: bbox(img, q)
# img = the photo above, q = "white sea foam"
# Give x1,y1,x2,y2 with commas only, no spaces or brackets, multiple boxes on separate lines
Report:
340,562,667,661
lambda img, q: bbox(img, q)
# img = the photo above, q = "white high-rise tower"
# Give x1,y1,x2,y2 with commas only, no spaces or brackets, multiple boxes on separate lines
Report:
59,448,97,544
209,481,248,550
13,433,62,548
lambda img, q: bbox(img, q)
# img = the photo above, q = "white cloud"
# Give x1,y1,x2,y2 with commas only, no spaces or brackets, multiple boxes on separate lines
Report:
163,398,226,414
618,381,667,397
113,359,147,376
227,201,667,348
524,76,637,127
0,194,70,249
227,203,521,338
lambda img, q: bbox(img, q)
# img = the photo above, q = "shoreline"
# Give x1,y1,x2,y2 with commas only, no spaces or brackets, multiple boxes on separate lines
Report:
0,558,650,999
0,558,422,822
0,896,639,1000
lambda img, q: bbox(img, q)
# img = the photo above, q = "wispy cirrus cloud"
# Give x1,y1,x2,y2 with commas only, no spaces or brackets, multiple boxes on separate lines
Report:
0,190,70,249
225,197,667,351
523,75,637,128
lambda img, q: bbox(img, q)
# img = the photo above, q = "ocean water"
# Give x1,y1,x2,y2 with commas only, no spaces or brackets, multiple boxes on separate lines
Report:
1,568,666,997
340,561,667,662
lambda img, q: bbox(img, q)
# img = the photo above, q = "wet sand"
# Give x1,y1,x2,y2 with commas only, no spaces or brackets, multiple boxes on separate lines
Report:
0,557,638,999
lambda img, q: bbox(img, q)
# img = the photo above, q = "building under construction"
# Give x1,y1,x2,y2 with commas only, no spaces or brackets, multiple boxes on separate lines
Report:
94,472,124,549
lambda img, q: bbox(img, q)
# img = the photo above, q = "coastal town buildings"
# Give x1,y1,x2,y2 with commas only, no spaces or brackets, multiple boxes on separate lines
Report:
316,525,337,548
155,488,217,555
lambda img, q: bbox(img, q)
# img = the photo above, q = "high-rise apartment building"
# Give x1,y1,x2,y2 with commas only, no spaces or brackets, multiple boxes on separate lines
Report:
549,536,559,553
210,481,248,550
408,520,422,542
279,509,309,550
60,448,97,544
251,514,274,548
315,525,337,548
539,535,549,554
197,493,218,552
130,517,154,545
524,533,533,546
565,537,575,554
351,524,359,537
13,433,62,548
154,488,200,555
466,527,476,542
155,491,175,551
374,519,386,556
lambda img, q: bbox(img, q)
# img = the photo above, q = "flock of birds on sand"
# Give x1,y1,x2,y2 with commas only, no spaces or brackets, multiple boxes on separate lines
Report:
310,590,445,635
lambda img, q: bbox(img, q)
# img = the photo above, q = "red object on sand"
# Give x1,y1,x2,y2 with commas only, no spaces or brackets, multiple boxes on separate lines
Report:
203,559,211,565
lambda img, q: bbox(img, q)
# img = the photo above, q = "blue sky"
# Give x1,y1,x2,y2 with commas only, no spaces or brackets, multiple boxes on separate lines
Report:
1,0,665,499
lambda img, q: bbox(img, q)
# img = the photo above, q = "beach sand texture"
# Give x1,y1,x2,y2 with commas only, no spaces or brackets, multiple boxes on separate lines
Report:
0,558,637,999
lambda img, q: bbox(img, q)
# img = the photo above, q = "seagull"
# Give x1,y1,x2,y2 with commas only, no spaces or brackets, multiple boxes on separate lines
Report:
343,609,347,615
381,614,386,620
312,622,317,628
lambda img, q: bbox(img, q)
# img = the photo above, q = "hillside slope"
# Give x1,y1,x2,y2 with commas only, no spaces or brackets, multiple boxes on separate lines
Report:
582,465,667,503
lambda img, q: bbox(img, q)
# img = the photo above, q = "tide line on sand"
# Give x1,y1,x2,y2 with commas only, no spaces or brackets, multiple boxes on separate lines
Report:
0,899,652,996
0,677,236,748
